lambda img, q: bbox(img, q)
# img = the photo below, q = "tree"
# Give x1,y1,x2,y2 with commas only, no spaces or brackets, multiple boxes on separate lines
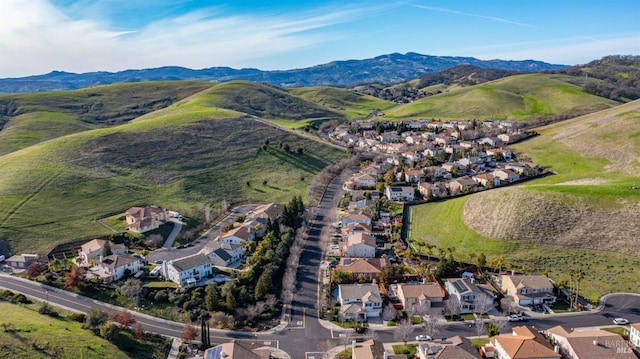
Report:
283,143,290,152
115,308,136,329
64,266,84,289
476,252,487,268
500,295,517,315
255,269,273,300
26,262,46,278
444,296,461,319
382,304,398,321
102,241,112,257
296,147,304,155
182,324,198,342
205,283,221,311
134,323,145,339
83,308,108,330
422,313,443,339
474,320,487,337
491,316,510,334
117,279,143,306
473,292,494,315
100,322,118,341
486,322,499,337
394,319,413,344
200,317,210,348
146,234,164,248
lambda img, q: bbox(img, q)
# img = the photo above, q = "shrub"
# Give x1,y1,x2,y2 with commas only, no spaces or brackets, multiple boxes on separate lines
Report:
12,293,31,304
67,313,86,323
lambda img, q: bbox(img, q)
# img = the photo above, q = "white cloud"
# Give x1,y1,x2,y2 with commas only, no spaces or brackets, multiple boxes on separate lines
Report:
413,4,534,28
0,0,376,77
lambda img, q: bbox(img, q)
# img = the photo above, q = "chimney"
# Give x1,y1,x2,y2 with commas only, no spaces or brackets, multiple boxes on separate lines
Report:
593,340,599,346
555,345,560,353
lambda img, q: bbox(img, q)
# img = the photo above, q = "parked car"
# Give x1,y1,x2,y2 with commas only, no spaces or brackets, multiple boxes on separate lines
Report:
354,326,367,334
508,314,524,322
416,334,432,341
613,318,629,325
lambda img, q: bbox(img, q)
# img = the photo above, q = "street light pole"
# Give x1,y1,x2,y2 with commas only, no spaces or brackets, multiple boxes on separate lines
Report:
45,290,48,303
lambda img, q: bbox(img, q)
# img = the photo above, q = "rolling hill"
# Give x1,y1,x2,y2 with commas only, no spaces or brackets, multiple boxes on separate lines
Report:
288,86,395,120
384,73,619,120
0,82,346,255
410,100,640,300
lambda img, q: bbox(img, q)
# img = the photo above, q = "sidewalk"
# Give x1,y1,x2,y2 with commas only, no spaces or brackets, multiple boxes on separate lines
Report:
167,338,182,359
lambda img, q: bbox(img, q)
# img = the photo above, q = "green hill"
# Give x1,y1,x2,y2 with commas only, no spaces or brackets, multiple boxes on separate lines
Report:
384,73,618,120
0,84,345,255
0,82,211,155
288,86,395,120
410,100,640,301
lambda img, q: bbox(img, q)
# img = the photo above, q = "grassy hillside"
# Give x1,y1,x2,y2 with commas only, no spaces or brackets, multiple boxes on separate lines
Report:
0,82,211,155
0,84,345,255
410,100,640,301
385,73,618,120
198,81,343,121
288,86,395,120
0,301,167,359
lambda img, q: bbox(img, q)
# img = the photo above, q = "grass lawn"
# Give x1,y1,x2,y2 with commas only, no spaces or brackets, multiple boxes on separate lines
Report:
470,338,490,348
550,300,573,313
601,327,630,338
0,302,134,359
393,344,418,358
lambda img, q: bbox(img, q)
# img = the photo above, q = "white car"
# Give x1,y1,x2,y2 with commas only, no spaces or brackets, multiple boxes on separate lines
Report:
416,334,432,341
613,318,629,325
508,314,524,322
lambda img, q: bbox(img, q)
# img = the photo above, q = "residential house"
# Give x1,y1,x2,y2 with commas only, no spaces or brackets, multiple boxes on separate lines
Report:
379,131,398,143
248,202,284,222
220,225,255,245
417,344,478,359
493,169,520,183
203,340,271,359
396,282,445,312
352,173,377,188
95,254,143,282
546,325,636,359
341,212,373,228
486,148,513,160
424,146,444,158
79,238,128,264
418,182,448,199
204,242,245,267
487,326,561,359
405,169,424,183
630,323,640,350
4,254,39,269
338,283,383,320
498,133,521,144
385,186,415,201
341,222,373,238
505,163,533,176
473,173,500,188
360,165,382,177
125,206,167,233
501,274,556,306
343,233,377,258
479,137,503,147
334,258,388,282
162,254,213,287
445,278,493,314
348,198,376,212
448,177,478,194
352,339,386,359
402,151,423,164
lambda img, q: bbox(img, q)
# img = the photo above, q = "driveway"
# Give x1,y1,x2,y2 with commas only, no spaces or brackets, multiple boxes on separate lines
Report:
162,218,183,249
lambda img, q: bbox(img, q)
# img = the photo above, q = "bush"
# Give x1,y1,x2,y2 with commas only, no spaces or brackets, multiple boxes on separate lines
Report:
12,293,31,304
67,313,86,323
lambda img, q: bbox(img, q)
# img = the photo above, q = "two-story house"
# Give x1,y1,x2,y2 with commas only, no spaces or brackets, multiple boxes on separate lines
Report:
352,173,377,188
501,274,556,306
396,282,445,312
343,233,377,258
220,225,255,245
338,283,383,321
341,212,373,228
162,254,213,287
78,238,128,264
546,325,636,359
486,326,561,359
445,278,493,314
94,254,143,282
385,186,415,202
334,258,387,282
125,206,167,233
204,242,245,267
630,323,640,351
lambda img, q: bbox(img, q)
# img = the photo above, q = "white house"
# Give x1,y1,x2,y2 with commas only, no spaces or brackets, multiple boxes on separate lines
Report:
338,283,383,320
204,242,245,267
343,233,377,258
95,254,143,282
445,278,493,314
384,186,415,201
220,225,255,245
341,212,373,228
493,168,520,183
352,173,377,188
162,254,213,287
630,323,640,350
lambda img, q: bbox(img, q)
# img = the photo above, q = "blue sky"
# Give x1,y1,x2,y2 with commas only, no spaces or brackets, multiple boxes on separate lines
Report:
0,0,638,77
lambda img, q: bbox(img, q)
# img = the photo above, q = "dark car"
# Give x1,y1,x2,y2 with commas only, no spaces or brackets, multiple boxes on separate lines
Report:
354,327,367,334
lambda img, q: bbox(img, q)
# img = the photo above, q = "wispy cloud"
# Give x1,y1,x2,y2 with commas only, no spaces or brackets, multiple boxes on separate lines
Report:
0,0,382,76
413,4,534,27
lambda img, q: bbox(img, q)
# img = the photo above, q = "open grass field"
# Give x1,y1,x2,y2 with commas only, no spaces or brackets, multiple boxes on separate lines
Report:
0,84,346,255
385,74,618,120
410,100,640,302
0,302,138,359
0,81,212,155
288,86,395,120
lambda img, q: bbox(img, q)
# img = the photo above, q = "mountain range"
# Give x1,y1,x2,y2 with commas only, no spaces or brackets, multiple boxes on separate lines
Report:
0,52,566,93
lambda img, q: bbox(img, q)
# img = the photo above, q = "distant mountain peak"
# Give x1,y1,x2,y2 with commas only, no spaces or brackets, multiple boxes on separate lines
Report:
0,52,567,93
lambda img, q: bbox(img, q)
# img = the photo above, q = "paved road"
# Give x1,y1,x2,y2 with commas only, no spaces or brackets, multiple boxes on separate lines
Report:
162,219,183,249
